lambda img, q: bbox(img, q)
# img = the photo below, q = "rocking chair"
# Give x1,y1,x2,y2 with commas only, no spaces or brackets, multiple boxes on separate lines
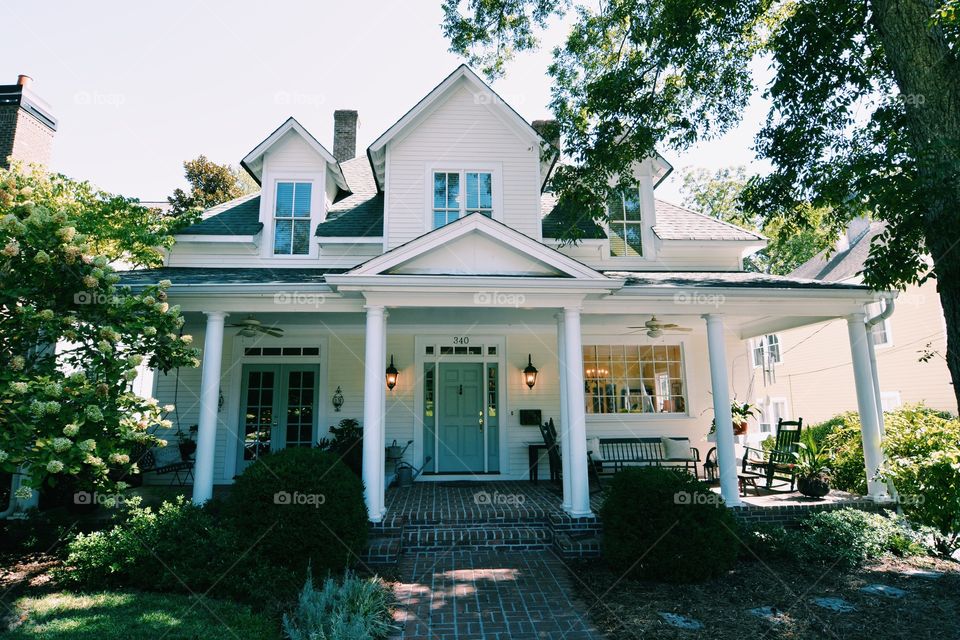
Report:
741,418,803,491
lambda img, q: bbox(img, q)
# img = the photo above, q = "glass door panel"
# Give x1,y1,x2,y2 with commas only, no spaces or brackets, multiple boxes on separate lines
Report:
240,366,278,467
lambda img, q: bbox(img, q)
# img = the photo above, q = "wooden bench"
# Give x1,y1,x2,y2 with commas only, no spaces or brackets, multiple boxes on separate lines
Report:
588,437,701,478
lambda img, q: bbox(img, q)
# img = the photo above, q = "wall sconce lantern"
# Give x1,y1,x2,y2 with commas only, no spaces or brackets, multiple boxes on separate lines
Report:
332,386,344,412
523,354,539,389
385,356,399,390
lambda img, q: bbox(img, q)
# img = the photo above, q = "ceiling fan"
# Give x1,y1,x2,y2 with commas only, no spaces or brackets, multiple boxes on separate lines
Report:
228,315,284,338
628,316,694,338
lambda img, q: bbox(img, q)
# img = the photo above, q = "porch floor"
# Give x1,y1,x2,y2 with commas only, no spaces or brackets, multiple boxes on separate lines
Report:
384,481,604,522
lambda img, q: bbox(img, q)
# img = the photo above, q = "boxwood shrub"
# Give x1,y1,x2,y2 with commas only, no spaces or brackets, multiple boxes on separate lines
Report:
600,467,739,583
223,448,368,576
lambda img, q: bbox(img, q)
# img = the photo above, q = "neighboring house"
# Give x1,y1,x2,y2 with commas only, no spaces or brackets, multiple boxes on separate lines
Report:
747,218,955,433
119,66,889,520
0,74,57,170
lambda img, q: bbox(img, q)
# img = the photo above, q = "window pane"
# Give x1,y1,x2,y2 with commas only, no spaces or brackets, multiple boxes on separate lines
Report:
447,172,459,208
276,182,294,216
466,172,479,209
623,187,641,221
479,173,492,208
434,173,447,208
583,344,686,414
293,183,312,217
292,220,310,255
274,219,292,254
606,189,624,221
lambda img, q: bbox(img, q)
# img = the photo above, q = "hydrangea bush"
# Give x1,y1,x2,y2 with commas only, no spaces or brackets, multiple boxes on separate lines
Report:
0,162,197,493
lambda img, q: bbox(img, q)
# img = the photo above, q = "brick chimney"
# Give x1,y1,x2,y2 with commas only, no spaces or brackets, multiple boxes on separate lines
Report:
0,74,57,170
332,110,358,163
531,119,560,151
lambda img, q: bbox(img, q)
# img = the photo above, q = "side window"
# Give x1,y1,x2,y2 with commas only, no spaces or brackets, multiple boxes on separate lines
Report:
274,182,312,255
607,186,643,257
870,319,891,347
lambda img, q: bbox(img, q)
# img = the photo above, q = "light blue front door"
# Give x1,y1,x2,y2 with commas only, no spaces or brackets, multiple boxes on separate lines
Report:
437,363,485,473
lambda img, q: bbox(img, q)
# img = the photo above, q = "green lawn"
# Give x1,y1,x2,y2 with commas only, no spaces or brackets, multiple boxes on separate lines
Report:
5,591,279,640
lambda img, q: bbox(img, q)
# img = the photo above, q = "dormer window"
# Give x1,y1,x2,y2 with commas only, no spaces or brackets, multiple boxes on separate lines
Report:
274,181,312,255
607,185,643,257
432,170,493,229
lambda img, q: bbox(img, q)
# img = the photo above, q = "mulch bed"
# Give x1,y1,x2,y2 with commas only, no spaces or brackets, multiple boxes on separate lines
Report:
568,555,960,639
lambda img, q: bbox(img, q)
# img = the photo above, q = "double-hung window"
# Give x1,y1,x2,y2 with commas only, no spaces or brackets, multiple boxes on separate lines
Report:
752,334,782,367
607,185,643,257
274,182,312,255
432,170,493,228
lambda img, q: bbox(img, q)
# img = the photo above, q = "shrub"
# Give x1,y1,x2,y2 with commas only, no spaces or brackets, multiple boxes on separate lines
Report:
809,405,960,551
744,508,932,568
600,467,740,583
317,419,363,477
57,497,239,593
223,448,368,577
283,570,394,640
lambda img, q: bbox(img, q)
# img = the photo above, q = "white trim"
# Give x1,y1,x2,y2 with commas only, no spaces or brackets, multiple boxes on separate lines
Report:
367,66,542,189
340,212,613,281
241,117,348,190
316,236,384,245
423,163,504,231
413,335,508,478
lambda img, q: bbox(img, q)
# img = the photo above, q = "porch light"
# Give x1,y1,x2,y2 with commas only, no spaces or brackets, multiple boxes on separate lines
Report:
523,354,538,389
332,386,344,412
385,356,399,390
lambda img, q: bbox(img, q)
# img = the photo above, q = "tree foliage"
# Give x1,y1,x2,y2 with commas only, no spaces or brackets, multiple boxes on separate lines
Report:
680,165,835,274
442,0,960,407
167,155,257,217
0,164,198,493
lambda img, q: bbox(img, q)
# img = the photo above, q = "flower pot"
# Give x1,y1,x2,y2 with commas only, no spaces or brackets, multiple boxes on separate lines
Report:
178,441,197,460
797,475,831,498
732,421,748,436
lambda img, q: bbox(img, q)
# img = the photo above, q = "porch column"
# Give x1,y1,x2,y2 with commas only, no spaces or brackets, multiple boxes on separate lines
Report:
556,313,572,511
702,314,742,507
847,313,888,499
362,305,386,521
192,311,227,505
562,307,592,516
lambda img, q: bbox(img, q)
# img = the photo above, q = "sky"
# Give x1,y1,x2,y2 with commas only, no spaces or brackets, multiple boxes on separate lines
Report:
1,0,772,204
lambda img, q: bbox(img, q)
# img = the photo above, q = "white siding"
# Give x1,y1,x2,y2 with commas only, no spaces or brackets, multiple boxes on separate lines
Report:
386,84,541,248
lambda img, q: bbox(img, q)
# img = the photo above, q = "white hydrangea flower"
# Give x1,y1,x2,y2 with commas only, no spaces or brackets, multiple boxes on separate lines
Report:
52,437,72,452
0,450,9,463
14,486,33,500
63,423,80,437
46,460,64,473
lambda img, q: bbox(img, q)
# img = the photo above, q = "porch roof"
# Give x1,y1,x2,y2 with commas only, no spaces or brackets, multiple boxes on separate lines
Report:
611,271,872,291
117,267,340,286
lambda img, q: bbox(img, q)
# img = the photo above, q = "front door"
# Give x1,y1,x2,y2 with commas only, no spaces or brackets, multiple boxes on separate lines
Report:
437,363,484,473
237,364,319,472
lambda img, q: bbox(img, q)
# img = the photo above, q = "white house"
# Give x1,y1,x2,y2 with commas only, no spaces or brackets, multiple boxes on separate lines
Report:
122,66,889,521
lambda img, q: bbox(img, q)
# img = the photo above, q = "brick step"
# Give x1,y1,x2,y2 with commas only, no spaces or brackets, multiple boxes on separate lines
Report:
553,531,602,559
362,536,402,564
403,511,552,527
403,525,552,550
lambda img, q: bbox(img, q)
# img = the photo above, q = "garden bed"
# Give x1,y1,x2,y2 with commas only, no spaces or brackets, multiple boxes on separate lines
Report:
569,554,960,639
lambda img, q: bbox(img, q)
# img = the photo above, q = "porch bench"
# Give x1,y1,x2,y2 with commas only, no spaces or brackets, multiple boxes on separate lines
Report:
588,437,701,478
134,444,195,487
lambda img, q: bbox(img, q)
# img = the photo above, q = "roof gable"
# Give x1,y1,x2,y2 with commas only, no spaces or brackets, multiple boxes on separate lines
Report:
366,65,549,190
241,117,348,190
347,213,609,280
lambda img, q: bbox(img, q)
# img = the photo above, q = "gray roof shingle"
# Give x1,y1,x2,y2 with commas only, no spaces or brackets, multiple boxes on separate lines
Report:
315,157,383,238
177,193,263,236
790,221,884,282
607,270,870,290
117,267,340,286
539,195,764,242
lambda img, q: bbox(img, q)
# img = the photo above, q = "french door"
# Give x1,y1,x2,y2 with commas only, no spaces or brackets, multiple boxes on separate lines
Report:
237,364,319,472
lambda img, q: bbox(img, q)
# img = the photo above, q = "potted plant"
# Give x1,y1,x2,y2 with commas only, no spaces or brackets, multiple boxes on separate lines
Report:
177,425,198,460
794,432,832,498
317,418,363,477
709,401,759,437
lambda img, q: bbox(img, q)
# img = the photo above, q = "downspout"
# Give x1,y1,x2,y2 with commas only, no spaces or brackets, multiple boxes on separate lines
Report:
865,294,897,500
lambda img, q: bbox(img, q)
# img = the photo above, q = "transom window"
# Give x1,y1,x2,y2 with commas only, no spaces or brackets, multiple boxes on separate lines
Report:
607,185,643,257
273,181,312,255
583,345,687,414
432,170,493,228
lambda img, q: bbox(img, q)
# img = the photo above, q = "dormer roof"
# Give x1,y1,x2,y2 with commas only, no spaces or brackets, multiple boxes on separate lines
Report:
240,116,349,191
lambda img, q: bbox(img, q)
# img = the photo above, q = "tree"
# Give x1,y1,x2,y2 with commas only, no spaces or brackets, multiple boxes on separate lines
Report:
167,155,257,217
680,166,835,274
0,163,198,494
442,0,960,408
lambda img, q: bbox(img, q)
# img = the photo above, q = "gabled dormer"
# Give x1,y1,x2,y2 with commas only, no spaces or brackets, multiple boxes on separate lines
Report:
241,117,349,262
367,65,557,249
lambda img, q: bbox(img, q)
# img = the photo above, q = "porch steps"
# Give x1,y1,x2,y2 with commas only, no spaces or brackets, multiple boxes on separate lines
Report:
403,523,553,551
553,531,602,558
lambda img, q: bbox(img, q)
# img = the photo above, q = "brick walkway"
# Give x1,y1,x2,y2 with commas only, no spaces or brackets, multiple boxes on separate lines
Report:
390,550,605,640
